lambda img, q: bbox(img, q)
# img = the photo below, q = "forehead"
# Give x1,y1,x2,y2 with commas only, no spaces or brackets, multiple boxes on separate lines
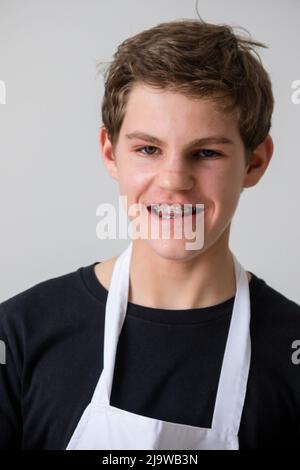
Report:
121,83,239,139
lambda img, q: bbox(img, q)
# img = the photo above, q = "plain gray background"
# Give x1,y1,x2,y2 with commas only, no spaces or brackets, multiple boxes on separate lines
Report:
0,0,299,303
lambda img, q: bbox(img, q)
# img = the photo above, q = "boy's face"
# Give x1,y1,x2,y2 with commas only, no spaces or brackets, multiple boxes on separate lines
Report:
100,83,267,261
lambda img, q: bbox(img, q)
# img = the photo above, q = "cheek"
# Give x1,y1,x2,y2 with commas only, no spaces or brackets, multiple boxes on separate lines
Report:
203,166,241,211
117,162,151,203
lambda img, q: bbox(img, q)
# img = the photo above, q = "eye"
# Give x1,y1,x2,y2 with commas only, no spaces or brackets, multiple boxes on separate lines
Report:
135,146,159,156
193,149,222,158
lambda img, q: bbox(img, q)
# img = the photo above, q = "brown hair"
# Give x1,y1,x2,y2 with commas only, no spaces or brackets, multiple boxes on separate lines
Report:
98,19,274,165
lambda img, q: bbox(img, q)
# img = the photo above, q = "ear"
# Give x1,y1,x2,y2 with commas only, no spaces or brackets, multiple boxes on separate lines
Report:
242,134,274,189
99,126,119,181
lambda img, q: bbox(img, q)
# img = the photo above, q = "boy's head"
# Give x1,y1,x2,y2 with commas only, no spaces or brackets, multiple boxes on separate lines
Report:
98,19,274,258
100,19,274,165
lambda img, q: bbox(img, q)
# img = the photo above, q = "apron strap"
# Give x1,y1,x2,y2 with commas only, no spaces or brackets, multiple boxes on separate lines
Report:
211,254,251,435
101,242,133,404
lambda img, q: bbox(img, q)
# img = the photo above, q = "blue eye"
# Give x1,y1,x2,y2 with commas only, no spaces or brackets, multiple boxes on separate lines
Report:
136,146,158,155
194,149,221,158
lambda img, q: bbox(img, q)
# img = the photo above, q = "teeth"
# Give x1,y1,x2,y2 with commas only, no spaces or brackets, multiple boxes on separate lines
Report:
148,204,200,219
155,204,183,213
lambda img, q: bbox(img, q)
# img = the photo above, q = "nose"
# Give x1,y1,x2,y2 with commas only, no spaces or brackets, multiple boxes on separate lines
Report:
156,156,194,191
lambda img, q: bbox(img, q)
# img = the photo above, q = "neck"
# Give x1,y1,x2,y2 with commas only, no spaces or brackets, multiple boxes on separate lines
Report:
128,230,239,310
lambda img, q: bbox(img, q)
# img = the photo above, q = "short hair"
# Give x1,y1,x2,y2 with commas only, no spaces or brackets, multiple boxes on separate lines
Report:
99,19,274,165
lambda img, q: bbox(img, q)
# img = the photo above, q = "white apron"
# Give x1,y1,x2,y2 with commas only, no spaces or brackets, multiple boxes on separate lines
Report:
66,241,251,450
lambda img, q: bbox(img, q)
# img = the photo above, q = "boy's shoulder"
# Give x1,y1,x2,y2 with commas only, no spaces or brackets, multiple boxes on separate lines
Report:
251,272,300,318
0,264,91,327
250,273,300,365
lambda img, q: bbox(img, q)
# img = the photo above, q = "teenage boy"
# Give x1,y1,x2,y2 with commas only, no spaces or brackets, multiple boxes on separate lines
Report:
0,19,299,450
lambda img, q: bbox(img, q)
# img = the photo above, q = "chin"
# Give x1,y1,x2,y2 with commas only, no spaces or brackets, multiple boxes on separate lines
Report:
143,237,205,261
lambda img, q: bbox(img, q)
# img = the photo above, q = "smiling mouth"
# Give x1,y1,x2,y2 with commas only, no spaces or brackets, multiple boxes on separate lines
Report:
146,204,204,219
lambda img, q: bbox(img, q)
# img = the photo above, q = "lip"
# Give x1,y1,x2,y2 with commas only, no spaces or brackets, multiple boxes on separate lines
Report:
145,202,205,212
146,205,205,219
145,202,201,207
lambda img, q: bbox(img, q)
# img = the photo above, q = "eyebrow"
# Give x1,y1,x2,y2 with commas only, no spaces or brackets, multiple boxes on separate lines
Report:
125,131,234,147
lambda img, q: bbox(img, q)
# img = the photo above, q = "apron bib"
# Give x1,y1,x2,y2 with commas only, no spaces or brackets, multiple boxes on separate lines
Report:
67,242,251,450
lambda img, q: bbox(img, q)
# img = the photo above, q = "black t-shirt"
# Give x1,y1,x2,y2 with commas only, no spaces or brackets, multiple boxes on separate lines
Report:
0,261,300,449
